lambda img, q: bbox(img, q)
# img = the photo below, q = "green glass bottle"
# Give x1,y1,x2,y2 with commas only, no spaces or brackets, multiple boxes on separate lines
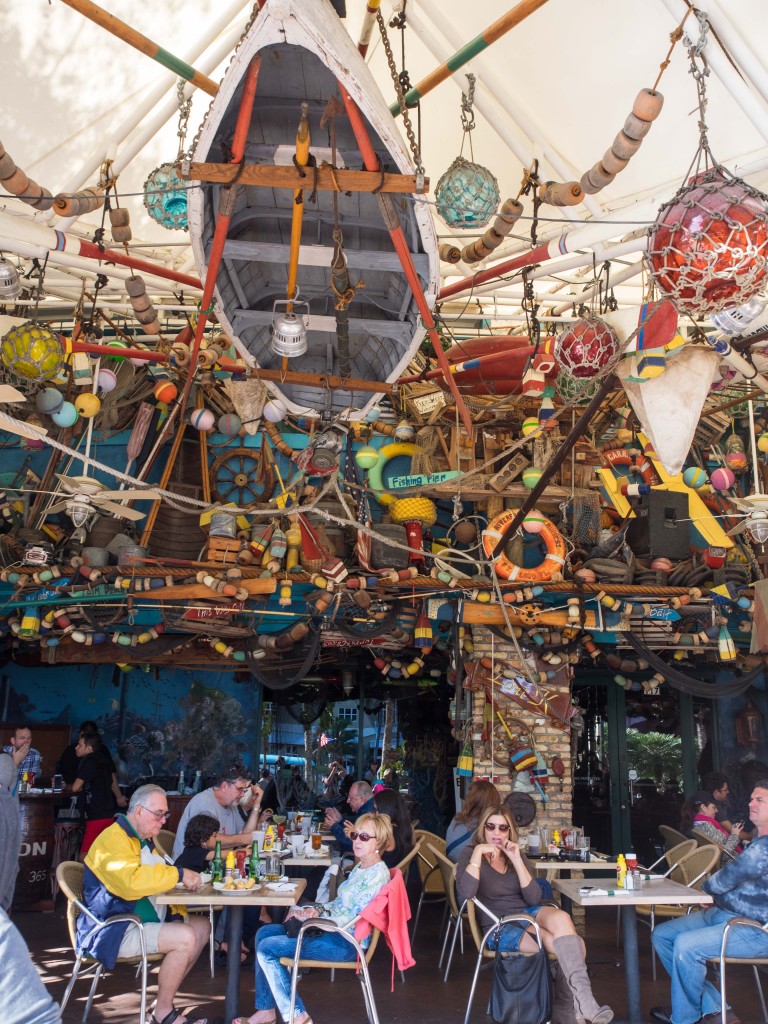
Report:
211,840,224,883
249,840,261,881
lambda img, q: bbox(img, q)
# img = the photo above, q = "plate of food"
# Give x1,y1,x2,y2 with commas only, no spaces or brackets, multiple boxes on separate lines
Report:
305,845,330,858
212,880,258,893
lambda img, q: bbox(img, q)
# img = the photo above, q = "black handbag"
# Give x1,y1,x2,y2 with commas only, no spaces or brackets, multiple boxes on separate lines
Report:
489,930,552,1024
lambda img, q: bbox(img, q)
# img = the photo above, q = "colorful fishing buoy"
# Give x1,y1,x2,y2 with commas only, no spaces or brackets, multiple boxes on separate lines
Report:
74,392,101,418
263,398,287,423
682,466,708,490
153,380,178,404
554,317,619,379
394,419,415,441
97,368,117,393
355,445,379,469
217,413,242,436
711,467,735,491
521,417,539,436
758,433,768,453
522,467,543,489
523,510,547,534
190,407,215,431
51,400,79,427
35,387,64,415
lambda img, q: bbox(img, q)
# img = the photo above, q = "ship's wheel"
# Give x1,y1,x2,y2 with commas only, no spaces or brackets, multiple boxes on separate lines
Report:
210,447,276,507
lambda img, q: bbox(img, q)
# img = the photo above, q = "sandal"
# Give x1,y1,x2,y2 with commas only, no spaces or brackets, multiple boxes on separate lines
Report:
148,1010,208,1024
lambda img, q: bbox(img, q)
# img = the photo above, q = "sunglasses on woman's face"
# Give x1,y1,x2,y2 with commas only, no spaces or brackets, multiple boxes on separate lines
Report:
485,822,510,832
350,831,375,842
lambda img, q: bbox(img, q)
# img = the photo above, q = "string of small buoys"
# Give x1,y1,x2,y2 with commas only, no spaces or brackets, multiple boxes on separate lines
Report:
459,198,524,264
0,139,110,216
579,89,664,196
125,276,162,335
109,206,132,244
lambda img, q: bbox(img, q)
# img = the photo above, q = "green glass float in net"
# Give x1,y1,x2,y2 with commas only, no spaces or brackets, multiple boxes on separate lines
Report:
143,162,188,231
555,369,599,406
435,156,500,229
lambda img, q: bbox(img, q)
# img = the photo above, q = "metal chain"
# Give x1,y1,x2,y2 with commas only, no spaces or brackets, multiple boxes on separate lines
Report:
460,74,476,134
175,79,193,160
684,9,714,167
376,9,424,181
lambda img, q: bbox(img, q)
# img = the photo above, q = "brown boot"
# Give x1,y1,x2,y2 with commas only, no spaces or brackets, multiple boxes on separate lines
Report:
552,935,613,1024
551,961,579,1024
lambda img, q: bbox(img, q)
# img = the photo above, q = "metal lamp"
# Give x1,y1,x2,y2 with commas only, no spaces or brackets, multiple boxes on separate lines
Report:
0,258,21,300
270,299,309,359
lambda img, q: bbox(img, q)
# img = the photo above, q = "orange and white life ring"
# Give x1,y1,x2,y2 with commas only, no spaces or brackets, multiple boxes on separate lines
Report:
482,509,567,582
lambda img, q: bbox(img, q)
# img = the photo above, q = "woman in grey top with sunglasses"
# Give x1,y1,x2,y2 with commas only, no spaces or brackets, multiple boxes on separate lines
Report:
456,804,613,1024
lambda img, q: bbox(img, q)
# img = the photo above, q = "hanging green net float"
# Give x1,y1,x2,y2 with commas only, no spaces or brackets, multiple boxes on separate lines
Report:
143,161,188,230
435,155,500,229
0,321,61,381
555,368,599,405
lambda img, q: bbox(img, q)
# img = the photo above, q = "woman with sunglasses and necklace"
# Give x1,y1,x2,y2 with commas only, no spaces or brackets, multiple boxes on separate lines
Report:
233,812,393,1024
456,805,613,1024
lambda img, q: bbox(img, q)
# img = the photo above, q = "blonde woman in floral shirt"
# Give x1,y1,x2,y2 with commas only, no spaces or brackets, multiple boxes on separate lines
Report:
233,812,393,1024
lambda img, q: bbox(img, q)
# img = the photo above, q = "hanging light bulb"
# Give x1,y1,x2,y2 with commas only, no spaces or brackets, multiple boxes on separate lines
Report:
0,258,21,300
748,518,768,545
717,624,737,661
270,298,309,359
341,668,355,697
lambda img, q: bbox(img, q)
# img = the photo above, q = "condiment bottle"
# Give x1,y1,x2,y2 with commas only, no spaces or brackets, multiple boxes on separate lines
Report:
616,853,627,889
225,850,235,881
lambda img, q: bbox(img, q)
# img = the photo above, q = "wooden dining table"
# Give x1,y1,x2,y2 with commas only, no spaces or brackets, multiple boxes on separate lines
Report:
157,877,306,1024
552,877,712,1024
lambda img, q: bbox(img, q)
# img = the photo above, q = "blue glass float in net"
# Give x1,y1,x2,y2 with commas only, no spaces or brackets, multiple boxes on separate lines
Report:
143,162,188,230
435,156,500,230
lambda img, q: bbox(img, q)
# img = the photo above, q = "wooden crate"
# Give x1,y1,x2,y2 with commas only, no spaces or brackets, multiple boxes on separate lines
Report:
205,535,240,565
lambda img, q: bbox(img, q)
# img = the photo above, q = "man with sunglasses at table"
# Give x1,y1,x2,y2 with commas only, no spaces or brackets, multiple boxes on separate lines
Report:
172,764,264,860
79,784,210,1024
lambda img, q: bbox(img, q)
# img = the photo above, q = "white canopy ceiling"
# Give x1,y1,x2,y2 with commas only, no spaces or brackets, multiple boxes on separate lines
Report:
2,0,768,323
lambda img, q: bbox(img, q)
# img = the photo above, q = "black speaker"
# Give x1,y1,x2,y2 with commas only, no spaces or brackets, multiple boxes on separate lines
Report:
626,491,691,559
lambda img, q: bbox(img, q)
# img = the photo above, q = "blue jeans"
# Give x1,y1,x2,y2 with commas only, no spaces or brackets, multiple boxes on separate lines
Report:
486,906,546,953
254,923,358,1020
652,907,768,1024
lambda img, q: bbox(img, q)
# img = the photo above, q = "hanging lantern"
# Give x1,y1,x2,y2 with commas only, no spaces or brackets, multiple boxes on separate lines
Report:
0,258,21,300
270,298,309,359
143,162,188,230
0,321,61,381
554,317,620,379
646,168,768,317
435,156,500,229
735,697,763,747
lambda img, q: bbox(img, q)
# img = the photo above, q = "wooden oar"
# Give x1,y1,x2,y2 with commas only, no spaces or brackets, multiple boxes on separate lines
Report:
390,0,551,114
59,0,219,96
282,103,311,373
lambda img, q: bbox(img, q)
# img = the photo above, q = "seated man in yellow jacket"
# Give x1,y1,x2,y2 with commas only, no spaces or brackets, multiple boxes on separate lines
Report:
78,784,209,1024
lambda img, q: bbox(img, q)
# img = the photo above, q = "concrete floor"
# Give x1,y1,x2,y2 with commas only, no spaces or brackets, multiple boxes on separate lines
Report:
14,901,768,1024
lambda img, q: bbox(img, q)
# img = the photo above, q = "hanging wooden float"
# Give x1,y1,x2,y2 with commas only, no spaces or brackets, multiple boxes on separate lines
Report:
187,0,437,420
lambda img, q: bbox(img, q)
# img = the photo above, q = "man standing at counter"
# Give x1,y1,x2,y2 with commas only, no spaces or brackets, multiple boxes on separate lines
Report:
171,765,263,860
3,726,41,789
81,784,209,1024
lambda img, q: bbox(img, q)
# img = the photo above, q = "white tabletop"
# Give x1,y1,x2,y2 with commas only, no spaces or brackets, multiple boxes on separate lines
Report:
553,876,713,907
156,878,306,907
532,858,619,873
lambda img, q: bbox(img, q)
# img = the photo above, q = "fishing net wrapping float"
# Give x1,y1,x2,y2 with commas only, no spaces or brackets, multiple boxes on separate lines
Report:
646,168,768,317
554,316,620,379
143,161,189,231
435,155,500,230
0,321,62,381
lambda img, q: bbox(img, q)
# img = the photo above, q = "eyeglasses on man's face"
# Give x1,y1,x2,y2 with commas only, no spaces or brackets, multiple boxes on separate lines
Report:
140,805,171,821
350,831,375,842
226,781,249,795
485,822,510,833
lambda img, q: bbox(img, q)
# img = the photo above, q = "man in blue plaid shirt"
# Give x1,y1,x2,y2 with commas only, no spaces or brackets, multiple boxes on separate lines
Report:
3,727,42,791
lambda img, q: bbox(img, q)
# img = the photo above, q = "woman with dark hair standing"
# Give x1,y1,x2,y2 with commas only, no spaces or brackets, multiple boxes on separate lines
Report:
373,788,414,868
445,779,500,862
456,804,613,1024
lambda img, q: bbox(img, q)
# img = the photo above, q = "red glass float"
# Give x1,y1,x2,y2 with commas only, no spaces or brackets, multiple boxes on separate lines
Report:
647,168,768,317
554,316,619,379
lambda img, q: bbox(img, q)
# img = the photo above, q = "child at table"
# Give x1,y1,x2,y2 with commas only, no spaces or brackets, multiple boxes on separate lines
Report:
173,813,219,872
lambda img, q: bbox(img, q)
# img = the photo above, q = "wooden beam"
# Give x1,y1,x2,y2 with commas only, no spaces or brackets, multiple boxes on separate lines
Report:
184,162,429,194
127,578,277,601
461,602,598,627
220,365,394,395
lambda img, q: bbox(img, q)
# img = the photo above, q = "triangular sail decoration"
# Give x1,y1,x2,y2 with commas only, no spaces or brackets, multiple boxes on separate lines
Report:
619,345,720,476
